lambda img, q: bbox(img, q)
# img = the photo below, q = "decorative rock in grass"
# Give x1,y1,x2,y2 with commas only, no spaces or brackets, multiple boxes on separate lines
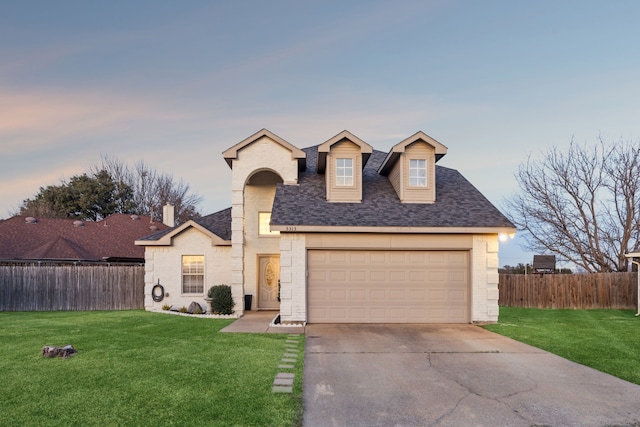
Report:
42,345,77,358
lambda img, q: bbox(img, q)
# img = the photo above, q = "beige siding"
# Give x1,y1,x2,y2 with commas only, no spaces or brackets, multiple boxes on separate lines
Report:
326,140,362,202
305,233,473,249
388,160,402,199
401,141,436,203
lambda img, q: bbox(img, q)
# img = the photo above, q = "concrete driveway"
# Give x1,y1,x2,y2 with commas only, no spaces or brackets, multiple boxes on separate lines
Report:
303,324,640,427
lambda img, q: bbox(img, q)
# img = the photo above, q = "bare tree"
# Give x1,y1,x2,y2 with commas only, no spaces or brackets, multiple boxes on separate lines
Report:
96,156,202,225
505,137,640,272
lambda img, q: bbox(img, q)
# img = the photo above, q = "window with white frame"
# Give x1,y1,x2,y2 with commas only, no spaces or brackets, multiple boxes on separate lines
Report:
409,159,427,187
258,212,279,236
182,255,204,293
336,158,354,186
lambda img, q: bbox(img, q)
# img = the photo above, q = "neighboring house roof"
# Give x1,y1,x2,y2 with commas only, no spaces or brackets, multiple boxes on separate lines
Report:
533,255,556,273
136,208,231,245
270,146,515,232
0,214,169,262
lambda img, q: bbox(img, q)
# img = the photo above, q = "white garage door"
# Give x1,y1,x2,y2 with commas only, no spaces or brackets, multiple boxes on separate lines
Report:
308,250,469,323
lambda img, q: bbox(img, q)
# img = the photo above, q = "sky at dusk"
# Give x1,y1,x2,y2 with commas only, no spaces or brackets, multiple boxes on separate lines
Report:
2,1,639,268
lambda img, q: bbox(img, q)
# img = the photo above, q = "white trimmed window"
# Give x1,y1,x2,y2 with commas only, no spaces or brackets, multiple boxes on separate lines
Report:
409,159,427,187
182,255,204,294
259,212,279,236
336,158,354,186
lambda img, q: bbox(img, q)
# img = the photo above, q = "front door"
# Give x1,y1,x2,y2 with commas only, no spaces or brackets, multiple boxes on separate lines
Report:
258,255,280,309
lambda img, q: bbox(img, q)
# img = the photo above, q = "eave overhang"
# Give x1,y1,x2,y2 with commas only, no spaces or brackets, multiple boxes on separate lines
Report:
270,224,518,235
135,220,231,247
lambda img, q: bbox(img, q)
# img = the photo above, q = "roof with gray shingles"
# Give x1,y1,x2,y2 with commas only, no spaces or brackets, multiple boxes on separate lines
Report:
194,208,232,240
136,208,232,242
270,146,514,229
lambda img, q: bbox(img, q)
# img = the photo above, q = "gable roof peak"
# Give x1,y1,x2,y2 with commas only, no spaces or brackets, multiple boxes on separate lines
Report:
378,131,448,176
317,130,373,173
222,128,306,169
396,131,448,155
317,130,373,153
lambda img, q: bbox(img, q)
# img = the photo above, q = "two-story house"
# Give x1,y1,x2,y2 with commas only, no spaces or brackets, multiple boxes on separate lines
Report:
136,129,515,324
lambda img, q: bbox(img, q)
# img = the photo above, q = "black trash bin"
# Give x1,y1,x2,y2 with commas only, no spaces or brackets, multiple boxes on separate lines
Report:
244,294,253,311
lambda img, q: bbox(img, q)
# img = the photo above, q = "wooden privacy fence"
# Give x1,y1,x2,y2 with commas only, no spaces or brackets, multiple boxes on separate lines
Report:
499,273,638,309
0,265,145,311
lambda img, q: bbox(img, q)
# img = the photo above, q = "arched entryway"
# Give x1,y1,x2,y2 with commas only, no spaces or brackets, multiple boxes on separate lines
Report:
244,169,283,310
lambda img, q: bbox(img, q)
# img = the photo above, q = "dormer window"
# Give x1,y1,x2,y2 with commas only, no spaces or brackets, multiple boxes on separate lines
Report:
409,159,426,187
316,130,373,203
336,158,354,186
378,131,448,204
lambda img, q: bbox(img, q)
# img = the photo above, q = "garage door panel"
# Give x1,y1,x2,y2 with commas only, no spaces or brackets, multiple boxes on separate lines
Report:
449,271,466,282
309,270,327,281
370,253,386,263
408,289,427,300
408,271,425,281
370,271,387,281
329,289,347,300
449,289,466,302
308,250,469,323
389,271,406,281
428,289,446,301
350,289,367,300
370,289,387,300
330,252,347,263
389,289,406,300
350,252,366,263
389,252,405,263
350,307,367,321
350,270,366,282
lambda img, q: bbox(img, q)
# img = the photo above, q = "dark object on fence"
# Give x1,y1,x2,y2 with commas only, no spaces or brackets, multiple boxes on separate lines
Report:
533,255,556,274
42,345,77,358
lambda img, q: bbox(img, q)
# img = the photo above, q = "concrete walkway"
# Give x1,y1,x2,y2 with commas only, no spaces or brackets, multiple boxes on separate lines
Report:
219,310,305,334
303,324,640,427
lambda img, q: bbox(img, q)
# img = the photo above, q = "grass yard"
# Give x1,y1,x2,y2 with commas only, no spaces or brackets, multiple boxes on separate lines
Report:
484,307,640,385
0,310,303,426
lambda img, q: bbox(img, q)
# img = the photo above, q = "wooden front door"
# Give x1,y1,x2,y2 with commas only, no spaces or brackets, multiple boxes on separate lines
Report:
258,255,280,309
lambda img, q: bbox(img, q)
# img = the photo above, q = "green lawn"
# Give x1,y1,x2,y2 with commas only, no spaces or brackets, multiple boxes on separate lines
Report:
484,307,640,385
0,310,303,427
